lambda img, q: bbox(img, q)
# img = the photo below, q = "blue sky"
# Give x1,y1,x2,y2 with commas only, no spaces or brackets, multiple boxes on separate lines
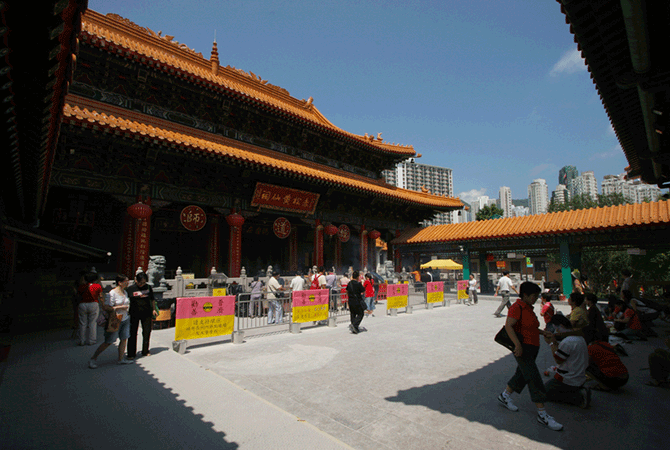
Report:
88,0,641,204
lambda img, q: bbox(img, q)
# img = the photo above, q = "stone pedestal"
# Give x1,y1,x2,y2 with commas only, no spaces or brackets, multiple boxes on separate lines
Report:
290,323,301,334
390,309,397,317
172,340,187,354
232,331,244,344
327,317,337,327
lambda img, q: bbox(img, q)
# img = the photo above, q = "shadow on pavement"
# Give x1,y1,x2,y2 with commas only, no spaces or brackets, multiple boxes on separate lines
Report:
385,334,670,450
0,329,238,450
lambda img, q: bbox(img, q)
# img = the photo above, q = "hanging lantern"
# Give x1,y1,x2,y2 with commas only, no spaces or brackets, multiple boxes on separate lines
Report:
325,224,338,236
127,202,152,219
226,212,245,228
368,229,381,240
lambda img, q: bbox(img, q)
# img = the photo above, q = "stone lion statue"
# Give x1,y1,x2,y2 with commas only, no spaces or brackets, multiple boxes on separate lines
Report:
147,255,166,286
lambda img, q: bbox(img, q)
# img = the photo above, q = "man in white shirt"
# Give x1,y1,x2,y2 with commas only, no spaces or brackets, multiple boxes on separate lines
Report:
543,314,591,409
267,271,285,324
494,271,518,317
325,269,338,311
290,271,305,292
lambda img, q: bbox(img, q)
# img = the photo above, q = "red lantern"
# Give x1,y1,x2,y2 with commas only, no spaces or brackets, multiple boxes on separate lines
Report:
325,224,338,236
127,202,152,219
368,229,381,240
226,212,245,228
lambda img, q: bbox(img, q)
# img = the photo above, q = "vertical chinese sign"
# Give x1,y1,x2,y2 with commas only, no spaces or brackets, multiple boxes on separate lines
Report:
175,296,235,340
426,281,444,304
291,289,329,323
386,284,409,310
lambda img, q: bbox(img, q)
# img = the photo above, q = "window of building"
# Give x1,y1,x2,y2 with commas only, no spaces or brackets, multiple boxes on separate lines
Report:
510,261,521,273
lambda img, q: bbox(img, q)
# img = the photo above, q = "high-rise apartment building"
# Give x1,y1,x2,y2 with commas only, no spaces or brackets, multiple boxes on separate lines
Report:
552,184,569,204
602,174,661,203
559,166,579,186
528,179,549,215
382,160,454,225
568,171,598,200
499,186,512,218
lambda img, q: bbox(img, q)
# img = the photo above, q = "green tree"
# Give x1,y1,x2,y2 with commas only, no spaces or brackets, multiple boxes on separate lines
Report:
476,204,504,221
548,192,628,213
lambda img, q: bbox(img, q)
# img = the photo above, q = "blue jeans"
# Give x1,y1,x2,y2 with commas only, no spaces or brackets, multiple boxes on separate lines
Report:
544,378,583,405
104,318,130,344
364,297,375,311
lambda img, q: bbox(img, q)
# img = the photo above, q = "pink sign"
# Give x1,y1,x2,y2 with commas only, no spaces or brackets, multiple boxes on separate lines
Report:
387,284,409,297
427,282,444,293
292,289,329,307
175,296,236,319
457,280,469,292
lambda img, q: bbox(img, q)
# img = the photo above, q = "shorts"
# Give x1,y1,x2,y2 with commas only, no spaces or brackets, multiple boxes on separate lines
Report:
104,318,131,344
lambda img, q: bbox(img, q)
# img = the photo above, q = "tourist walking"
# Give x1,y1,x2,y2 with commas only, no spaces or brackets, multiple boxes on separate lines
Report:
77,271,102,346
493,271,517,317
267,271,285,324
346,270,366,334
468,274,478,305
496,281,564,431
363,273,375,316
249,276,263,318
126,272,158,359
89,274,133,368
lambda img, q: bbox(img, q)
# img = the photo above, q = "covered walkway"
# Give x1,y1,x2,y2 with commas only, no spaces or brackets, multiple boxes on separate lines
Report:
392,200,670,294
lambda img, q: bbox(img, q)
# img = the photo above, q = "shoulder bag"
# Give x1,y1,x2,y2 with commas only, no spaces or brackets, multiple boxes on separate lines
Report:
494,307,523,352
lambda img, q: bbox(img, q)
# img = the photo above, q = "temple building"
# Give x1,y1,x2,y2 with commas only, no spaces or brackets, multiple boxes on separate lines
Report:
1,4,463,324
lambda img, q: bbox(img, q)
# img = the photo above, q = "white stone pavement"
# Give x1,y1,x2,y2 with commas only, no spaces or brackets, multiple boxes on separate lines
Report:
2,296,669,450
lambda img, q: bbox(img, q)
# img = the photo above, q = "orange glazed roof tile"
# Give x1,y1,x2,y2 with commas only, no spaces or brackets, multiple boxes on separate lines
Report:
79,10,415,158
63,95,463,211
391,200,670,245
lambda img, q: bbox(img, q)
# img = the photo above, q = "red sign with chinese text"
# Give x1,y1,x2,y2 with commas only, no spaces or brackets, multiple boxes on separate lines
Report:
180,205,207,231
273,217,291,239
251,183,319,214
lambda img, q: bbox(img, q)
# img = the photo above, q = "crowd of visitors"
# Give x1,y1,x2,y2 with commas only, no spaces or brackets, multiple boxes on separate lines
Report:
493,267,669,432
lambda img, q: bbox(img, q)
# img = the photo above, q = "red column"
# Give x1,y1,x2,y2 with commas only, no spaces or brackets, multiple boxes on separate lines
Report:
226,211,244,277
393,230,401,272
314,220,324,267
360,225,368,270
119,212,135,276
289,228,298,272
207,215,220,272
335,238,341,270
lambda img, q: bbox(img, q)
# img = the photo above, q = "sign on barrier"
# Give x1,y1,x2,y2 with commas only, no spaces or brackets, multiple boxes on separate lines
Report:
386,284,409,309
457,280,469,300
292,289,329,323
175,296,235,340
426,281,444,303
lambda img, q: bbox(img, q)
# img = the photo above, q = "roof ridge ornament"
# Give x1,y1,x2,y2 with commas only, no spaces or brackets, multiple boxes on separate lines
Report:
104,13,203,58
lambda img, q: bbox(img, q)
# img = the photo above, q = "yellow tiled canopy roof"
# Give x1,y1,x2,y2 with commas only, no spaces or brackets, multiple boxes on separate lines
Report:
63,95,463,210
392,200,670,245
80,10,415,157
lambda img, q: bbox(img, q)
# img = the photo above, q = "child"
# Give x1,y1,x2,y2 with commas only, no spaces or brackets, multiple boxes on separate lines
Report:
540,289,555,325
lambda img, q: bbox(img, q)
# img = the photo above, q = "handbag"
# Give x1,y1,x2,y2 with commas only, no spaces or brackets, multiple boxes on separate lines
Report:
106,314,122,333
494,308,523,352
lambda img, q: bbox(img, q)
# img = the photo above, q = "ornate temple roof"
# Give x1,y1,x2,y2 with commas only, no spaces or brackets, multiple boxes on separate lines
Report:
63,95,463,211
79,10,416,158
391,200,670,245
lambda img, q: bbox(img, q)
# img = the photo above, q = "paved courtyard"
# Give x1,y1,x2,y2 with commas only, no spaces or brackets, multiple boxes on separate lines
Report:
2,297,669,449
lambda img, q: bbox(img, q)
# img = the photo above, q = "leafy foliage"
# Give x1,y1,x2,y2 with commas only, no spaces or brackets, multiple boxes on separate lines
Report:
475,204,504,221
548,192,628,213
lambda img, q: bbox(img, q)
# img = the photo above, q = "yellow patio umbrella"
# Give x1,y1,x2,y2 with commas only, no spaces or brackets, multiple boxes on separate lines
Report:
420,259,463,270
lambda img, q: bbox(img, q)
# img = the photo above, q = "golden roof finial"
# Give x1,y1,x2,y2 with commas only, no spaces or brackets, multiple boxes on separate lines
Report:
211,39,219,75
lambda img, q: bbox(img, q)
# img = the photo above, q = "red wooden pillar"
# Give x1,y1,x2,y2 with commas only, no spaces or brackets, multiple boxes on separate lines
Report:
314,220,324,267
226,211,244,277
335,238,342,271
393,230,401,272
360,225,368,270
207,215,220,272
134,198,152,273
119,213,135,276
289,227,298,272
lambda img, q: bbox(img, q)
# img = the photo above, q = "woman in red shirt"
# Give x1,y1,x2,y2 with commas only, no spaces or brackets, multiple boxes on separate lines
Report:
586,341,629,391
363,273,375,316
497,282,564,431
613,300,646,340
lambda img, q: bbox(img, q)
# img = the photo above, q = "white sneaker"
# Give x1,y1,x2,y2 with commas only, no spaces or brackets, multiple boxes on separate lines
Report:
579,388,592,409
117,358,134,365
497,393,519,412
537,413,563,431
88,360,98,369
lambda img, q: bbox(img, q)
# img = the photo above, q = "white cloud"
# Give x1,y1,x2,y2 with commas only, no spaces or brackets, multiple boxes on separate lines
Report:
457,188,487,204
549,49,587,77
